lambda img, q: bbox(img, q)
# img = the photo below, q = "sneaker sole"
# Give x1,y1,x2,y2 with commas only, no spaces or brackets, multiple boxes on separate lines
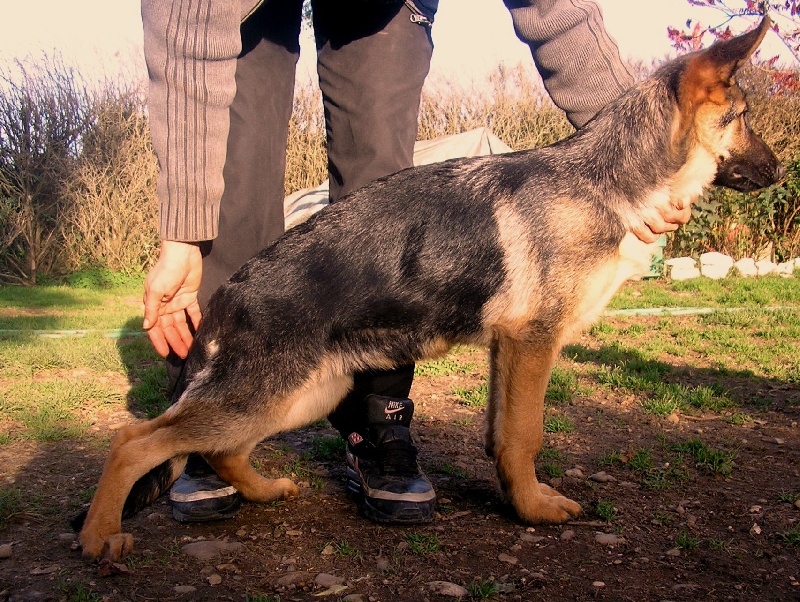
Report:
346,466,435,524
171,495,242,523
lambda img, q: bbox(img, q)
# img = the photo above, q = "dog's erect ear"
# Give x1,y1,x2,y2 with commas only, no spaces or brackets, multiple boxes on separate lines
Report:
680,16,771,106
703,16,771,81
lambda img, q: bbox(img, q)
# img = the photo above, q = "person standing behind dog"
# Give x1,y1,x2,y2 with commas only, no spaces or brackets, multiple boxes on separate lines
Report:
140,0,692,525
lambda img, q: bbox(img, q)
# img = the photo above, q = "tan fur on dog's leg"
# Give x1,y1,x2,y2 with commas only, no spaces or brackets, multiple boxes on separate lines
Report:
489,336,582,524
80,416,182,561
206,453,300,503
484,337,503,459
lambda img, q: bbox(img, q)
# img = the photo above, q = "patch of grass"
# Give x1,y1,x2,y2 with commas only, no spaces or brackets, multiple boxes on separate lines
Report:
405,532,441,556
779,529,800,547
641,464,691,491
0,280,143,332
640,396,683,416
438,463,472,479
453,381,488,408
676,530,700,551
0,488,24,529
778,491,800,504
1,379,122,442
595,500,617,522
157,539,183,563
281,458,312,479
596,450,624,467
332,540,361,558
546,365,587,405
415,357,474,377
56,583,103,602
452,416,475,428
673,439,736,477
726,412,753,425
306,435,346,462
127,365,169,418
587,320,615,336
651,512,673,527
0,336,127,379
627,449,654,472
540,463,563,479
609,276,800,310
538,447,563,461
708,538,731,552
543,414,575,433
684,384,735,412
77,487,96,505
468,578,498,600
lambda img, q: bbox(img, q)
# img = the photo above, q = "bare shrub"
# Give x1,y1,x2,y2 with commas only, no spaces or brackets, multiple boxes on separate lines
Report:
285,81,326,196
418,63,572,151
61,88,159,274
0,55,92,284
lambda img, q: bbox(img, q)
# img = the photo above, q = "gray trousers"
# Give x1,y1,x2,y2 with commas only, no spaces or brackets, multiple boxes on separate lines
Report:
189,0,433,437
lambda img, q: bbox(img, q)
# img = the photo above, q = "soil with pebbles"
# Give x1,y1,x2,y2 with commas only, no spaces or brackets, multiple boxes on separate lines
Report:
0,342,798,602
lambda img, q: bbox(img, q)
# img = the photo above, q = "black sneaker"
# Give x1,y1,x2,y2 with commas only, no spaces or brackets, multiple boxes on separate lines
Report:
345,395,436,524
169,455,242,523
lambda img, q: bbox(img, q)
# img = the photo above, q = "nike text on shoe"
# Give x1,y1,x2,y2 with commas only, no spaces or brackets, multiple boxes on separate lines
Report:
346,395,436,524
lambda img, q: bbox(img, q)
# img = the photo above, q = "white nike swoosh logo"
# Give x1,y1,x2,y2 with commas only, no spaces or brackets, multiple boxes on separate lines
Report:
384,408,404,414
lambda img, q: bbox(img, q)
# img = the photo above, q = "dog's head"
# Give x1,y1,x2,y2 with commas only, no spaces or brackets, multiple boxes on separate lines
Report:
676,16,785,192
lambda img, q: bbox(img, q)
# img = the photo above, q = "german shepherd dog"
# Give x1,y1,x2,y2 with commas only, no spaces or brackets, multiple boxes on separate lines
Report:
79,18,783,561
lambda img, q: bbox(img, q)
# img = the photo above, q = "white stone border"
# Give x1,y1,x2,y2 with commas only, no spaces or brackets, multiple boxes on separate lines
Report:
665,254,800,280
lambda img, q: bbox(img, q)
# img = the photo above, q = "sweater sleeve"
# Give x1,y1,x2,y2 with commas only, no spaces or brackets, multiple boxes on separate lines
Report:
503,0,634,128
142,0,242,241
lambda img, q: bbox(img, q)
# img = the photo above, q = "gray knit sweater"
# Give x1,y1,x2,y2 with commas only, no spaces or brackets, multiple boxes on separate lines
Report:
141,0,634,241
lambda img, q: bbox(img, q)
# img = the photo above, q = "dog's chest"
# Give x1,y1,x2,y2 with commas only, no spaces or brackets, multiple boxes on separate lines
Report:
565,234,657,341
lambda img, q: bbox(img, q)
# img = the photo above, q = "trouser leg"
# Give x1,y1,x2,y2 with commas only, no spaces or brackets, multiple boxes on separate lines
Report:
313,0,433,437
198,0,303,308
166,0,303,399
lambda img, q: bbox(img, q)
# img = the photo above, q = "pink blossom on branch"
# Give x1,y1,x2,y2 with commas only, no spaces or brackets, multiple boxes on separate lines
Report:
668,0,799,61
667,0,799,91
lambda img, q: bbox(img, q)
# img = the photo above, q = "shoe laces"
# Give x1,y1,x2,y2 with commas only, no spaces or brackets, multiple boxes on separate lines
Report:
376,438,420,477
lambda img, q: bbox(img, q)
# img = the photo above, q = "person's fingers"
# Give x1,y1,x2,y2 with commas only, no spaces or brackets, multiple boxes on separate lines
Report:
630,223,660,243
172,312,195,355
142,285,167,331
160,314,191,359
146,325,171,358
186,301,203,332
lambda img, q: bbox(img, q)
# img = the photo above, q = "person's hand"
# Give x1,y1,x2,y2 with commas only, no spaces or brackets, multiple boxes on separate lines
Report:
143,240,204,359
631,197,694,243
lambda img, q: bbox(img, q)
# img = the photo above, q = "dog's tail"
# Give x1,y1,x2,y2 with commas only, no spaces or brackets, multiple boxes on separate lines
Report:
70,456,186,531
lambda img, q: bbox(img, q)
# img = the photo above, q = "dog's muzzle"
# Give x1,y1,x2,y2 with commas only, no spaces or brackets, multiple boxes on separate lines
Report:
713,132,786,192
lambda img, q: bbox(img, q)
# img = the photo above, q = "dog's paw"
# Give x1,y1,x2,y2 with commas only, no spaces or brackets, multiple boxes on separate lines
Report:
512,485,582,525
276,478,300,499
80,531,134,562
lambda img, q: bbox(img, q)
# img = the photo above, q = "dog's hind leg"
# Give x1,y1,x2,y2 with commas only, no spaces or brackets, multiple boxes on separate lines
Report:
79,415,184,561
488,335,582,524
205,453,299,503
204,371,354,504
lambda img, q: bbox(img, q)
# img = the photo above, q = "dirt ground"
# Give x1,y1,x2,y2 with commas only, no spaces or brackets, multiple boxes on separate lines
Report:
0,337,798,602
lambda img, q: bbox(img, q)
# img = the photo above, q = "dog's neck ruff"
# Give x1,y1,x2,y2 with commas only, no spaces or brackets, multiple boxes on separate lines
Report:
624,145,718,238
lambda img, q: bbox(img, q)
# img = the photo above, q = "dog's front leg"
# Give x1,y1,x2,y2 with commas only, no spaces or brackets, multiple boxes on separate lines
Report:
80,419,173,561
488,335,582,524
